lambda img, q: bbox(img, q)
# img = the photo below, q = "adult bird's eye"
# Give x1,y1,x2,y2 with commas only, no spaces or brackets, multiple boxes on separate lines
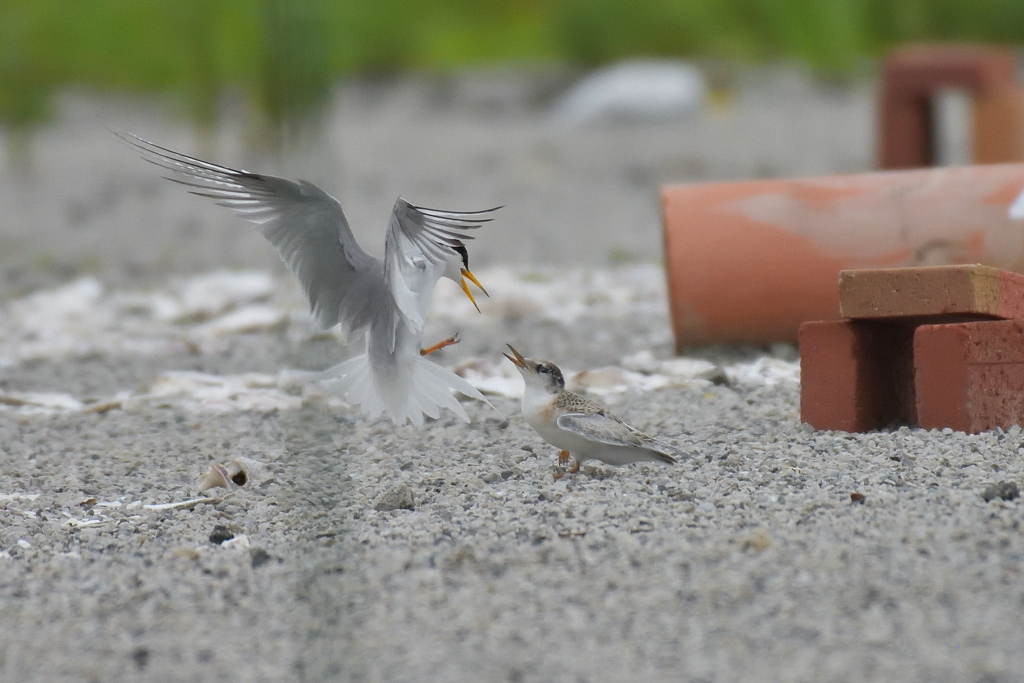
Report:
538,365,549,374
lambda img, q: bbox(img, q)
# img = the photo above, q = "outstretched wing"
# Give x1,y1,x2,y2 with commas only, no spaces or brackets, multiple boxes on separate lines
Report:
383,198,499,332
114,129,382,340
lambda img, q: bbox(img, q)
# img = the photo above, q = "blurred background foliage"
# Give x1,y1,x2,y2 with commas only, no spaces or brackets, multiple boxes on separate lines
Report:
1,0,1024,134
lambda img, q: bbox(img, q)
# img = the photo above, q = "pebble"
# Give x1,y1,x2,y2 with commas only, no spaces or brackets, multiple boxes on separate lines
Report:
981,481,1020,502
373,484,416,512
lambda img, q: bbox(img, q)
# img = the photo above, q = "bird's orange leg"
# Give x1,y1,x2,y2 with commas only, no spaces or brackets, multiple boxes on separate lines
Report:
558,450,581,474
420,334,460,356
553,450,574,480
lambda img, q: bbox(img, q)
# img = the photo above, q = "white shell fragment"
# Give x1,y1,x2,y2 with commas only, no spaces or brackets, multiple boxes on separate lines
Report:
196,457,266,493
159,270,276,323
221,534,251,550
0,493,41,503
143,496,220,511
568,367,670,398
0,392,84,412
62,511,106,528
0,270,281,368
724,357,801,388
455,351,766,403
191,304,289,337
144,372,302,414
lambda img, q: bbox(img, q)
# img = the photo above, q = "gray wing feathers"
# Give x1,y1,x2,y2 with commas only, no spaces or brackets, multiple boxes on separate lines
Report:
556,412,680,463
251,180,378,334
383,198,498,329
114,130,379,335
389,199,495,262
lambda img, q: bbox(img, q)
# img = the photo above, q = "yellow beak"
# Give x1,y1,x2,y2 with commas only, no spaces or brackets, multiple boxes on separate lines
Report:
460,267,488,313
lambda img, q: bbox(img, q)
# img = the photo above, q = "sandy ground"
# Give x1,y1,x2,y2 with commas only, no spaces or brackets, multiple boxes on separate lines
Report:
2,67,1022,683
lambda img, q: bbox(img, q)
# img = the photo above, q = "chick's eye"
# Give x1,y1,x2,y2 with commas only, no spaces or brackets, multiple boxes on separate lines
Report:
538,365,549,374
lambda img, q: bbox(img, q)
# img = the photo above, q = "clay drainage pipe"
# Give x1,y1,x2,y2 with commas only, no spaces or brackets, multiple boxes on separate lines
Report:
661,163,1024,348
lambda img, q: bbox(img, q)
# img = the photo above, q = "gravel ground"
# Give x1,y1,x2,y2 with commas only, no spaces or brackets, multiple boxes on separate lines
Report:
2,67,1022,683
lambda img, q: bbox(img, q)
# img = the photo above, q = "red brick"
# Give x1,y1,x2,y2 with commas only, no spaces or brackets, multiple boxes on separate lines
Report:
975,83,1024,164
915,319,1024,433
879,45,1022,168
799,320,917,431
839,265,1024,321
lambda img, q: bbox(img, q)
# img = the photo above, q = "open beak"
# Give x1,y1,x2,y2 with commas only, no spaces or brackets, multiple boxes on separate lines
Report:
503,343,527,369
460,267,489,313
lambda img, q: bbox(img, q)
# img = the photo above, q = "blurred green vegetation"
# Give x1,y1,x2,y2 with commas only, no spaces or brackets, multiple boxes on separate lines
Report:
1,0,1023,133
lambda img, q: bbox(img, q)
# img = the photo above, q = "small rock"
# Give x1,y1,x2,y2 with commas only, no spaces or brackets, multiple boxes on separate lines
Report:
741,529,772,552
707,367,731,386
850,492,866,504
172,547,201,561
630,519,655,533
250,547,273,569
131,646,150,670
209,525,234,544
373,483,415,511
981,481,1019,502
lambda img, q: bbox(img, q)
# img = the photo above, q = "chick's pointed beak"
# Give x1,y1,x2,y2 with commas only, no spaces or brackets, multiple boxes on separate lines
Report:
503,344,527,369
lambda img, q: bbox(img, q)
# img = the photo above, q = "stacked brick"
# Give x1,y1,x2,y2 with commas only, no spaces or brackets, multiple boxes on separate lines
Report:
800,264,1024,434
879,45,1024,168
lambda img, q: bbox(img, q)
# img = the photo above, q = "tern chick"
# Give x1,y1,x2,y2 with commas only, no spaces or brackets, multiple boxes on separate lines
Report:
504,345,682,473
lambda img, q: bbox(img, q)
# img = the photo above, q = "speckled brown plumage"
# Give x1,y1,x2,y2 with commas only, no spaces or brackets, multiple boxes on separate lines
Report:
505,344,683,469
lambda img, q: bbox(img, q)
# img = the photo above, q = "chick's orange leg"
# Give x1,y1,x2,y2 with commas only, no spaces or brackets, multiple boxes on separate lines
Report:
553,450,574,480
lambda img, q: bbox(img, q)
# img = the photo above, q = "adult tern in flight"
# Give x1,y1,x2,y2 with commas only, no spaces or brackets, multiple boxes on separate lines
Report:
116,129,499,426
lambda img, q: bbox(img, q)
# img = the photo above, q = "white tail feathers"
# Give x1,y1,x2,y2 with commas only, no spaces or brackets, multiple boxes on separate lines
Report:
321,353,501,426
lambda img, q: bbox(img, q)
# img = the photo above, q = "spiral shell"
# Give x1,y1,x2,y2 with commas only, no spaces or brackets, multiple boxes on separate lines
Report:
196,457,265,493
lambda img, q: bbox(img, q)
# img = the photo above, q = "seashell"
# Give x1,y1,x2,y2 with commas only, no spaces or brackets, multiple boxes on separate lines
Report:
221,534,250,550
195,465,231,493
196,457,265,493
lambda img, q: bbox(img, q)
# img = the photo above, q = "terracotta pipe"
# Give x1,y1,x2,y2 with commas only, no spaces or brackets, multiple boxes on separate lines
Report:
662,163,1024,348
